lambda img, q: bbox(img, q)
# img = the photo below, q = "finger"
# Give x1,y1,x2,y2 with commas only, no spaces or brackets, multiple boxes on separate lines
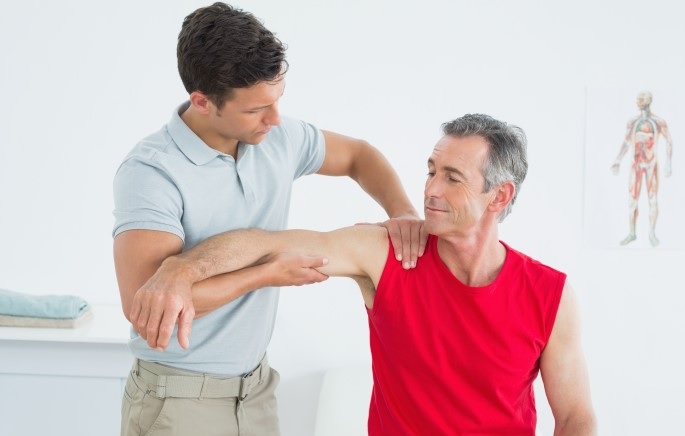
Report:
303,255,329,268
418,222,429,258
158,305,180,351
136,297,152,341
146,302,165,350
176,305,194,350
408,224,421,268
400,223,413,269
313,271,329,283
384,222,403,261
301,267,329,284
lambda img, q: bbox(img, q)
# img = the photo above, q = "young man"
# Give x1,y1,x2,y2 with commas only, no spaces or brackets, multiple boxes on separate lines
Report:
113,3,424,435
147,114,598,435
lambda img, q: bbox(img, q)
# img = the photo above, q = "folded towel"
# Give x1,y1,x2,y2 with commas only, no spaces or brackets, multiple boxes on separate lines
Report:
0,289,90,319
0,309,93,328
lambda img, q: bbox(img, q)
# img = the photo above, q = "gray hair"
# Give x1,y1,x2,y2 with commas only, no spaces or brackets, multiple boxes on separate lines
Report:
441,114,528,222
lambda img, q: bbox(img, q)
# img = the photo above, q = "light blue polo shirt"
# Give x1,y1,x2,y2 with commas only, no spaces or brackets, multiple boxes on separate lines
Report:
113,102,325,376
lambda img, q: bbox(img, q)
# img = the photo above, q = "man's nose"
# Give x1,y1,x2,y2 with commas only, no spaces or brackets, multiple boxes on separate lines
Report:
265,104,281,126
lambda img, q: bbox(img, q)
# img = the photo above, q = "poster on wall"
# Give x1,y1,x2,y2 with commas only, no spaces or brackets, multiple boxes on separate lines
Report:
583,87,684,249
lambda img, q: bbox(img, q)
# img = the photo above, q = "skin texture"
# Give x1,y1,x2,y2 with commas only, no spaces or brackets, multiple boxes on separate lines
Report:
114,78,426,350
138,133,597,434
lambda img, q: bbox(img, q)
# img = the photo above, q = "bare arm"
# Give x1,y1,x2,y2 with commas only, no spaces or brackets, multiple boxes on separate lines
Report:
191,252,329,316
163,225,388,287
540,282,597,436
131,225,389,350
114,230,184,324
114,230,328,349
320,130,427,267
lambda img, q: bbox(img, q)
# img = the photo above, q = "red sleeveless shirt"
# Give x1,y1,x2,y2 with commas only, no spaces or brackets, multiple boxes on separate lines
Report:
366,235,565,435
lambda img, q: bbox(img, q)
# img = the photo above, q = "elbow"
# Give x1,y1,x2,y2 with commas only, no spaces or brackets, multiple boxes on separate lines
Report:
117,291,134,323
555,411,597,436
120,300,133,323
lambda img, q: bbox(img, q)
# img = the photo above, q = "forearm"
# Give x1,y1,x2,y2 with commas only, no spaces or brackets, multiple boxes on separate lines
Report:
162,228,275,287
192,263,274,317
161,228,333,289
351,145,418,218
127,229,330,350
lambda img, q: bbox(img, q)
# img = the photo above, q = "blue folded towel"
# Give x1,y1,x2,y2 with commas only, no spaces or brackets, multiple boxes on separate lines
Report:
0,289,90,319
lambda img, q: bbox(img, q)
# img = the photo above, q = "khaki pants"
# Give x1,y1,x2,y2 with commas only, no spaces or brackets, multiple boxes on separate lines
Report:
121,357,280,436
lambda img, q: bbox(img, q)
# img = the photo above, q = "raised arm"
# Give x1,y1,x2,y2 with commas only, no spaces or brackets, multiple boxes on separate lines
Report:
540,282,597,436
114,230,328,349
131,225,389,350
319,130,427,268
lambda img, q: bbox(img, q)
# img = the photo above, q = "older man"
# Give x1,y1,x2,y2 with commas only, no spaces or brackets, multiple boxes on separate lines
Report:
136,114,597,435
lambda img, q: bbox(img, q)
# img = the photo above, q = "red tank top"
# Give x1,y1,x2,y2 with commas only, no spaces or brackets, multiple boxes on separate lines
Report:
366,235,565,435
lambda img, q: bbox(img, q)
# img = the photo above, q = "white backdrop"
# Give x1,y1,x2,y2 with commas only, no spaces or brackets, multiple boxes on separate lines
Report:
1,1,683,435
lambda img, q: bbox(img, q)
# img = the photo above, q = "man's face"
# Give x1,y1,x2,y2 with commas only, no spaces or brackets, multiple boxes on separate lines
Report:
423,135,497,236
208,78,286,145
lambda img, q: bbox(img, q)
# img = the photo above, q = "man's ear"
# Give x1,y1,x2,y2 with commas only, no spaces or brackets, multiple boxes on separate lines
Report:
188,91,212,115
489,181,515,214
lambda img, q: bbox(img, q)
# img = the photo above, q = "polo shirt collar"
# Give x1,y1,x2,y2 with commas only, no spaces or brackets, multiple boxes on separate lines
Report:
167,101,225,166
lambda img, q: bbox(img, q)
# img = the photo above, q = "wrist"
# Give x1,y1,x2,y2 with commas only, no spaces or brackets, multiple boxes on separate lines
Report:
159,255,197,286
251,261,275,287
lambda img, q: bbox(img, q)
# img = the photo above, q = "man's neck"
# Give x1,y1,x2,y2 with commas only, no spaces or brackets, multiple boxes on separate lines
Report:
180,106,239,158
436,231,507,287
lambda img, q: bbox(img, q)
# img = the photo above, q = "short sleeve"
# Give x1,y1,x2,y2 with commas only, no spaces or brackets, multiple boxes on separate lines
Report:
280,117,326,179
112,157,185,241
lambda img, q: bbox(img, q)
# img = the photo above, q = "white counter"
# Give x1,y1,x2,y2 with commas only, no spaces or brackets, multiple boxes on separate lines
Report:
0,304,133,436
0,303,130,344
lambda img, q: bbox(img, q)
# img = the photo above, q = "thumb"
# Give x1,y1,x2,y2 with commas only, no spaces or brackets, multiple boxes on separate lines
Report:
305,255,328,268
177,307,194,350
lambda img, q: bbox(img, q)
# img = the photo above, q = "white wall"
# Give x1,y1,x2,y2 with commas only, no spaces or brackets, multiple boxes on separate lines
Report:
1,0,683,434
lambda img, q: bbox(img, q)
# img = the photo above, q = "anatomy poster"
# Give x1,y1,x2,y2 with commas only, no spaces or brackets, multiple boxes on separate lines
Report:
583,87,684,249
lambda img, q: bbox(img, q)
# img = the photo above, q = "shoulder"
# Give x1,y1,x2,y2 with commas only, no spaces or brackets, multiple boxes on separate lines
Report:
332,225,389,278
501,242,566,280
114,131,183,195
118,127,176,170
500,243,567,331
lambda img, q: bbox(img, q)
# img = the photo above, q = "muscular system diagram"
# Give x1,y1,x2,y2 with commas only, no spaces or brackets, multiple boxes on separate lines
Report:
611,91,674,247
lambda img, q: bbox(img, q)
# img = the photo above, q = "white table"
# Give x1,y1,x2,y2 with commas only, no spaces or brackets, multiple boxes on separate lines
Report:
0,304,132,436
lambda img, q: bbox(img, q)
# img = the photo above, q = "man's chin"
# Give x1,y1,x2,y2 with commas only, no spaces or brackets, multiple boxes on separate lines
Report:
244,134,267,145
